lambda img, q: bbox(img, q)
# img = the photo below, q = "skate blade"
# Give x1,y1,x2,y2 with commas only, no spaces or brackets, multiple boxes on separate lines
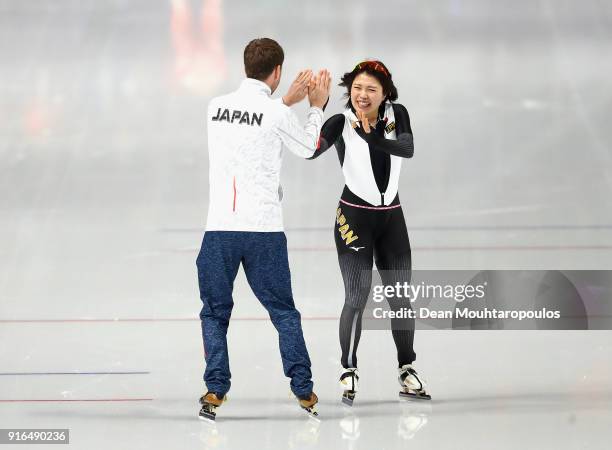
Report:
307,411,321,422
342,397,354,407
198,411,217,422
301,406,320,422
399,390,432,401
198,402,219,422
342,391,355,407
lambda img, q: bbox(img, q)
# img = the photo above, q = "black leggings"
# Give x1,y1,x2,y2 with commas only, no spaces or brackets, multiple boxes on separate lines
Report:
335,198,416,369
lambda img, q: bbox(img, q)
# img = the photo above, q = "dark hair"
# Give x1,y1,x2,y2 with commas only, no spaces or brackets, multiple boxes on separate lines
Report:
243,38,284,81
339,60,398,109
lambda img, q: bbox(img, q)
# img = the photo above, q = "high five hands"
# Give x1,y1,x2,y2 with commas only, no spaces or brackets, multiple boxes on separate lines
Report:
282,70,312,107
308,69,331,109
282,69,331,109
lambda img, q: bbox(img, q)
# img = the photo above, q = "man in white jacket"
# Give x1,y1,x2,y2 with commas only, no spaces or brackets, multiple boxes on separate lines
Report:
196,37,330,421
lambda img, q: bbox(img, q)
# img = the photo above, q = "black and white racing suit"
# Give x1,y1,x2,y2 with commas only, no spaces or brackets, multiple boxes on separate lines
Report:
310,101,416,368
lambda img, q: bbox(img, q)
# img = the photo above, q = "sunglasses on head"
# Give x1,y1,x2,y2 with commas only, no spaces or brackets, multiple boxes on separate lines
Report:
354,60,389,76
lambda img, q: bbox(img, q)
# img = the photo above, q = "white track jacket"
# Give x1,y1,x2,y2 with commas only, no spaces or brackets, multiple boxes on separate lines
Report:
205,78,324,231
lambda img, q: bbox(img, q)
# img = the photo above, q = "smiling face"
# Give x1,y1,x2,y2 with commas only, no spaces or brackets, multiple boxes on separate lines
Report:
350,72,385,119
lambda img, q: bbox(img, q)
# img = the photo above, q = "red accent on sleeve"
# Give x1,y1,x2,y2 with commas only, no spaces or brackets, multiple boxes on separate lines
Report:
232,177,236,212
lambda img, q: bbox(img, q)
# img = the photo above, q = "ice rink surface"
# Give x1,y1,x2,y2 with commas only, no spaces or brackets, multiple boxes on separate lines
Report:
1,0,611,448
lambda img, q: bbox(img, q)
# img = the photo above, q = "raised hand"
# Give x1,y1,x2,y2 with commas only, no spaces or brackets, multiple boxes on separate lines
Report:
355,109,371,133
282,69,313,107
308,69,331,109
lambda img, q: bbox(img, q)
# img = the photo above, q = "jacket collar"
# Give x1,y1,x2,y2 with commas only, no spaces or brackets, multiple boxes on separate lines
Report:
240,78,272,96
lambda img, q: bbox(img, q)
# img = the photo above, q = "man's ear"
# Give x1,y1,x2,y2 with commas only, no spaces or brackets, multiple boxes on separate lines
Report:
275,65,282,80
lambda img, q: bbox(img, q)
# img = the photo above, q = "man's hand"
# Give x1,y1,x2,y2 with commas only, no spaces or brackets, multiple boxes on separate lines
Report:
282,70,313,107
308,69,331,109
355,109,371,133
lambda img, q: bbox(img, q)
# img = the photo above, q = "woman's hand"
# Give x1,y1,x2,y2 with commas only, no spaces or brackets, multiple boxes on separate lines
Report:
308,69,331,109
355,109,371,133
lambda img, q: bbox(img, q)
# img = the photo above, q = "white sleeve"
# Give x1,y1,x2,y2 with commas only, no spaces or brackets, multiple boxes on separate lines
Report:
272,105,324,158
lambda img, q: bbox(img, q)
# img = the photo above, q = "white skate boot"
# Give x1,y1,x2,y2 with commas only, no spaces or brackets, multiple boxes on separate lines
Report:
339,367,359,406
398,364,431,400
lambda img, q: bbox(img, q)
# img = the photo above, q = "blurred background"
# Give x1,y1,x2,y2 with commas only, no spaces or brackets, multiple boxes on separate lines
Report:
1,1,611,448
2,0,612,319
